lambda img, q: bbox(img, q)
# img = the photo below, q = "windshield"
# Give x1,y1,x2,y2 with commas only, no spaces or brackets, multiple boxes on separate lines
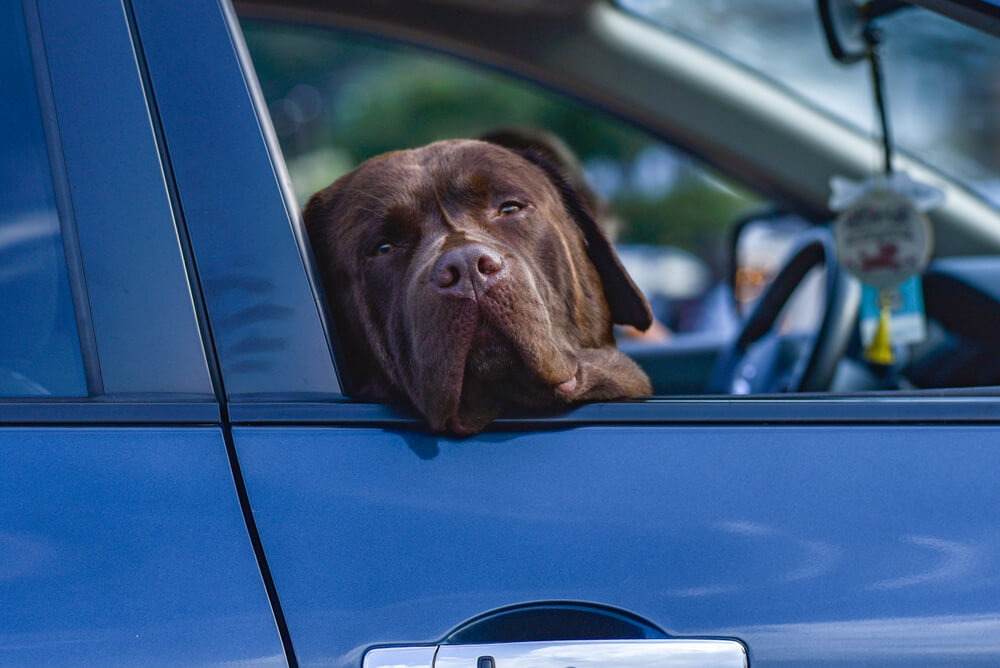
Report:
618,0,1000,208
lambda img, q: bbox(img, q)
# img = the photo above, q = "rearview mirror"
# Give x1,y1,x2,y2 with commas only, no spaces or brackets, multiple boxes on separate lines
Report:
817,0,913,64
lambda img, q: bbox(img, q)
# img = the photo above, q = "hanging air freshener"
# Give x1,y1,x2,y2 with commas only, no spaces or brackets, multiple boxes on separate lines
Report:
830,173,941,364
825,13,943,367
831,173,936,289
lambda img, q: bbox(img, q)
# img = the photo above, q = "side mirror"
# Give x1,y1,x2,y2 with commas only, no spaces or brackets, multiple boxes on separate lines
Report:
728,209,810,315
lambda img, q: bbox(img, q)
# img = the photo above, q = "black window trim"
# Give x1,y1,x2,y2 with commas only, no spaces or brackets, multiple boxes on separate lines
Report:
0,400,220,425
226,391,1000,427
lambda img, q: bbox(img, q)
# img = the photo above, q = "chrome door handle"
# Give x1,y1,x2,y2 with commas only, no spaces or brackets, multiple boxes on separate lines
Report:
364,639,748,668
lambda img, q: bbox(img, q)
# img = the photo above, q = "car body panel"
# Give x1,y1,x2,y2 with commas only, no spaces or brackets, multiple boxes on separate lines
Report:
0,427,281,666
235,424,1000,667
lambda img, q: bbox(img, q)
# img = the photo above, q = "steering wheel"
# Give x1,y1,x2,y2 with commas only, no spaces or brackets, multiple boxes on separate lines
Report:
710,226,861,394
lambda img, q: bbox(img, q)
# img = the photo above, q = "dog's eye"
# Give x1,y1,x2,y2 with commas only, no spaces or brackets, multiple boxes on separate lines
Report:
371,242,394,257
498,201,523,216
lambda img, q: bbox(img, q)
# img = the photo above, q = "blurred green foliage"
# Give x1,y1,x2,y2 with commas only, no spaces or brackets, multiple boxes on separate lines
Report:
242,19,760,272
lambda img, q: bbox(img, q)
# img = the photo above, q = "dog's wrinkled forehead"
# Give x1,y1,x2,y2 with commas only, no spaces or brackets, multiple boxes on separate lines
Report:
337,140,559,234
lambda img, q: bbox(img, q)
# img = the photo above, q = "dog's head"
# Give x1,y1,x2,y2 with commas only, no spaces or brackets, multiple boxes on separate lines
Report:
305,137,652,434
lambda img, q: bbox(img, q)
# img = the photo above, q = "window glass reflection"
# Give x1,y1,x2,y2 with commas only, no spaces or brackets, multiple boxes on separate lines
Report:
0,1,86,397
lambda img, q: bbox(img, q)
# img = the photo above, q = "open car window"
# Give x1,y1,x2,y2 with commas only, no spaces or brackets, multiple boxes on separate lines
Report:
237,12,1000,402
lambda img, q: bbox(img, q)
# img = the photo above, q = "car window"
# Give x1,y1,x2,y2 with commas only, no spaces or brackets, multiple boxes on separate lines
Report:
0,0,87,397
229,7,1000,412
241,20,761,335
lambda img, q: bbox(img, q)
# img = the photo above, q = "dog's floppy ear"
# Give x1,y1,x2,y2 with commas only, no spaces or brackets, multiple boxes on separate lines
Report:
482,131,652,331
304,170,357,289
302,172,371,398
536,154,652,330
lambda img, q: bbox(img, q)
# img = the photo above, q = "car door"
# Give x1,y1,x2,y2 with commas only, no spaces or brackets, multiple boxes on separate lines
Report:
0,1,282,664
135,2,1000,667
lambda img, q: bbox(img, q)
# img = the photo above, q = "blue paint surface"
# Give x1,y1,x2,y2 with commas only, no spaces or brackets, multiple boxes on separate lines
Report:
0,427,282,666
236,425,1000,667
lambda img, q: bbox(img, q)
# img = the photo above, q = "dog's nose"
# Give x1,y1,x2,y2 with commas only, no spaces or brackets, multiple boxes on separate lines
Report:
432,244,506,297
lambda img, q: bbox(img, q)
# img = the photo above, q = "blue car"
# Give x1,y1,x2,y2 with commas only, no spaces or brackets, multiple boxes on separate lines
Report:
4,0,1000,666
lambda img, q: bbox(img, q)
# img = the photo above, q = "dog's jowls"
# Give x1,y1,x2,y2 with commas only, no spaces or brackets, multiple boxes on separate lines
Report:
305,137,652,434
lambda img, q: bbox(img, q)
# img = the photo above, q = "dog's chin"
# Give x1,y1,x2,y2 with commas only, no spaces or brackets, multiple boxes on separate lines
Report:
410,292,581,435
428,326,583,436
425,326,521,436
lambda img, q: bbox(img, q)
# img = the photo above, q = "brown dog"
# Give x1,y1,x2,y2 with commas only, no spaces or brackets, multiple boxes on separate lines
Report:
305,136,652,434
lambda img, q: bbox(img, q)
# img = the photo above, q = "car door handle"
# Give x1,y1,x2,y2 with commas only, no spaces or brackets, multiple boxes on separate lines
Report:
364,639,748,668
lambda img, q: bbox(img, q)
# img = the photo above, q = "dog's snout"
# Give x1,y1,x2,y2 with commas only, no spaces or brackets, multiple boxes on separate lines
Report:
432,244,506,297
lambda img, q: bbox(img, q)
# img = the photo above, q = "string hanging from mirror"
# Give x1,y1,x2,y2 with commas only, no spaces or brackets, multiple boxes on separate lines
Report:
864,24,893,175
